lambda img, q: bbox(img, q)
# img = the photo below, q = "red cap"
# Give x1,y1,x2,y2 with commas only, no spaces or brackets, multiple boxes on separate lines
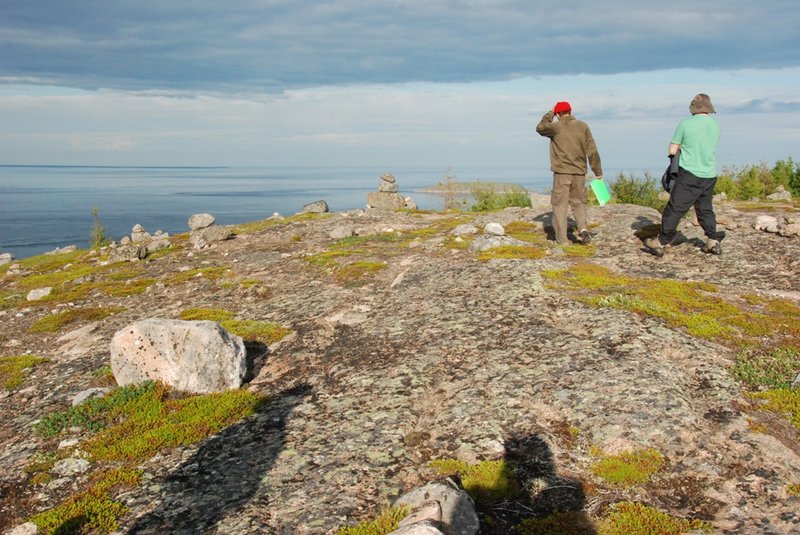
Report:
554,101,572,114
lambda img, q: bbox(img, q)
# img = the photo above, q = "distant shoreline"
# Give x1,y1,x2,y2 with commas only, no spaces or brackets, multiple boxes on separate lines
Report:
420,181,530,194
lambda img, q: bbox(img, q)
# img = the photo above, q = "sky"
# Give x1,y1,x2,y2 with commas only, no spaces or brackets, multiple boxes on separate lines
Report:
1,0,800,175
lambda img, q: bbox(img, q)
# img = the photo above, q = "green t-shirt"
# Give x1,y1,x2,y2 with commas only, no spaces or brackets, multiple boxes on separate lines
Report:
671,114,720,179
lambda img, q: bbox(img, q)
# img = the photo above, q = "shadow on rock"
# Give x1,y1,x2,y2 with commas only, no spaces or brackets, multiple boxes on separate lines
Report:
481,433,596,534
128,383,312,534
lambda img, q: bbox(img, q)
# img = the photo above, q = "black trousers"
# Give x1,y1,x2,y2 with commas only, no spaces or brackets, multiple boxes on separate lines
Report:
659,167,725,245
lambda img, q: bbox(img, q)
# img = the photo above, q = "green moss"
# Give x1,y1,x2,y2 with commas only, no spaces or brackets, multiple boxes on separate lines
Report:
179,308,292,345
749,388,800,432
0,290,23,310
477,245,547,262
599,501,713,535
0,354,49,389
28,468,142,535
334,261,387,286
518,511,597,534
179,307,235,322
17,249,90,274
591,448,664,487
733,347,800,389
337,506,410,535
788,483,800,496
222,319,293,345
562,244,597,257
544,263,799,351
503,221,547,244
305,250,357,268
37,381,265,462
29,307,123,333
430,458,523,504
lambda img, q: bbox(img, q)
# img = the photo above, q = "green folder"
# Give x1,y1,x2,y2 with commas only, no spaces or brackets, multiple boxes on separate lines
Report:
590,178,611,206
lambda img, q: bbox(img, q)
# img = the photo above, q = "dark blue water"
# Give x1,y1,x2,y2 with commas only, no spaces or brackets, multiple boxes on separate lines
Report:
0,165,552,258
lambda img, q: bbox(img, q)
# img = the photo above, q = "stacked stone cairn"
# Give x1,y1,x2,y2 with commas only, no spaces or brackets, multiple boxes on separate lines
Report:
110,224,171,262
367,173,417,210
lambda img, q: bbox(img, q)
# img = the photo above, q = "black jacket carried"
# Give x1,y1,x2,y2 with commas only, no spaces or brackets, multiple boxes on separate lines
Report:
661,149,681,192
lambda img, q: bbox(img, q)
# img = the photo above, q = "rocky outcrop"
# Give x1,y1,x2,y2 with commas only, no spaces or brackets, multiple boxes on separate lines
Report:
1,199,799,534
109,319,247,393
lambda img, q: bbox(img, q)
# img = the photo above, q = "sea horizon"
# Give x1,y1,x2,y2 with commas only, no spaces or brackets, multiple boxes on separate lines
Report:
0,164,657,259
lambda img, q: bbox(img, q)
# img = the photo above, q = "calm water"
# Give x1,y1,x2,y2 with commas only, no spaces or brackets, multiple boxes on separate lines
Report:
0,165,553,258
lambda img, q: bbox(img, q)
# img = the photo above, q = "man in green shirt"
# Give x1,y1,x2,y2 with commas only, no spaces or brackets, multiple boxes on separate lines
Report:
645,94,725,256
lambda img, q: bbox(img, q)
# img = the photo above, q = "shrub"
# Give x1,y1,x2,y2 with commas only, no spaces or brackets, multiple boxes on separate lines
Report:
90,207,110,249
609,173,664,211
469,181,531,212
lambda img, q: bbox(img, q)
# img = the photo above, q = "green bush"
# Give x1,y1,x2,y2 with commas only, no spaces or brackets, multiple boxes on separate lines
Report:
609,173,664,211
469,182,531,212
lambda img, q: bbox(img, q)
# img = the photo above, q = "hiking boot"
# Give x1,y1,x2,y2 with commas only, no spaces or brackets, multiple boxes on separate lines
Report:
703,238,722,255
579,229,592,244
644,236,666,257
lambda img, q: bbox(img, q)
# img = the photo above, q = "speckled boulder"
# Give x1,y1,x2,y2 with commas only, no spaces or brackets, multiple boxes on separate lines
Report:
110,319,246,393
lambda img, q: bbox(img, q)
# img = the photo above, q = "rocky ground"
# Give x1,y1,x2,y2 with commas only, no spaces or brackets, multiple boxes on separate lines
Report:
1,199,799,534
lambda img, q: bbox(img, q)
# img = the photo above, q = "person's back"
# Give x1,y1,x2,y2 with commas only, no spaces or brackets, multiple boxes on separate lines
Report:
672,114,720,179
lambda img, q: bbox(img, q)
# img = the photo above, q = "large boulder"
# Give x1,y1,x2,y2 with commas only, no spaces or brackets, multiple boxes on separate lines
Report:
301,200,330,214
110,319,247,393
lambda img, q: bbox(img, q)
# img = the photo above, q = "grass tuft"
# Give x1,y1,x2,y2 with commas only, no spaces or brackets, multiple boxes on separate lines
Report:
477,245,547,262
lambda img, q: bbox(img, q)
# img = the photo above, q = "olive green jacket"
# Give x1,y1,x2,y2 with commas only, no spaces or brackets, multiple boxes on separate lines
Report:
536,111,603,177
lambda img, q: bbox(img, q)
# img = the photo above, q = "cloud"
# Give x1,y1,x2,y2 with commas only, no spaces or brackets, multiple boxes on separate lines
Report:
2,1,800,92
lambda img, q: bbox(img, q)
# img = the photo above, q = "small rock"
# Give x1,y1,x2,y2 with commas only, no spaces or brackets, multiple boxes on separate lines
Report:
329,226,355,240
451,224,478,236
52,458,90,477
766,186,792,201
5,522,38,535
484,223,505,236
778,222,800,237
72,387,112,407
26,287,53,301
754,215,780,233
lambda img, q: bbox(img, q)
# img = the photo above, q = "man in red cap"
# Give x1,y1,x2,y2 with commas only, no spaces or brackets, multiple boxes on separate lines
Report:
536,101,603,245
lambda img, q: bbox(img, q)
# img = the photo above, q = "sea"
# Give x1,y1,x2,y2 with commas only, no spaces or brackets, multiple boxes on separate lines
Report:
0,165,556,259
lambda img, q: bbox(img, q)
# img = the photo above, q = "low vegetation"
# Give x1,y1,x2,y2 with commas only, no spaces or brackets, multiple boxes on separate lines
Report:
0,354,49,389
29,307,124,333
590,447,665,487
598,501,713,535
29,382,266,533
542,263,799,352
336,506,410,535
179,307,293,345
